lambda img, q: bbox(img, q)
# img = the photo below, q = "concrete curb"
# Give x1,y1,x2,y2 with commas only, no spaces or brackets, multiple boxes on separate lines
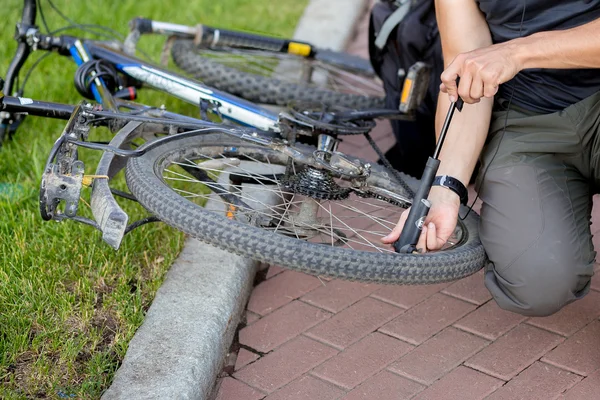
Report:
102,1,369,398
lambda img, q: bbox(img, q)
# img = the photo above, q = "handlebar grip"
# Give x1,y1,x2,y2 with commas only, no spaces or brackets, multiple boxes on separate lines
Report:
129,17,153,34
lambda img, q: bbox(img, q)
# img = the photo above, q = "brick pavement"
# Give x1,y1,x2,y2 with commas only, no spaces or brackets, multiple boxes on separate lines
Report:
213,4,600,399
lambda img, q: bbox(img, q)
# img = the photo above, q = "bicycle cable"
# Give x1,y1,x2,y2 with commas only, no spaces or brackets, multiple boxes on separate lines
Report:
45,0,125,41
19,53,52,94
363,131,416,198
42,0,155,61
74,59,124,99
37,0,50,33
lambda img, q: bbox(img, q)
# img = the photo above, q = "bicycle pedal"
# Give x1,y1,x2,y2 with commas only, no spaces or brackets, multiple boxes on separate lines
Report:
399,62,431,114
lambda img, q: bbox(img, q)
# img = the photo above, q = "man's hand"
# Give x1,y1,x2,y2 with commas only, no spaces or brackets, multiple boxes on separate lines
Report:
382,187,461,252
440,41,523,104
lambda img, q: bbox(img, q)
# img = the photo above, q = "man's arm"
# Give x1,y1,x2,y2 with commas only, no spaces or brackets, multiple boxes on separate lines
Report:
433,0,494,187
382,0,493,249
441,15,600,103
517,18,600,69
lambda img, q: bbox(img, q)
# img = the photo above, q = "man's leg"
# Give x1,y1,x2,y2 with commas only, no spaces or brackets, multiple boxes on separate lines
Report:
476,102,596,317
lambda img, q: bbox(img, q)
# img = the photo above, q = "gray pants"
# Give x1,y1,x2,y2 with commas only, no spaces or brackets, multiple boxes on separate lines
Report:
476,91,600,317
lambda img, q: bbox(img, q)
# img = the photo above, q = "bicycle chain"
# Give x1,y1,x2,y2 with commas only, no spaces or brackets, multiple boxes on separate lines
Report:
362,131,416,198
353,189,410,208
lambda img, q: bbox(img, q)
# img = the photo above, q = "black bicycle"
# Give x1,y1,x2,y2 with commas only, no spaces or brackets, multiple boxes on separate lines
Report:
1,0,486,284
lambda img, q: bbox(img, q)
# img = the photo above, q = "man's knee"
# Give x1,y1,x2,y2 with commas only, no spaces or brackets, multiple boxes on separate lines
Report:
485,257,592,317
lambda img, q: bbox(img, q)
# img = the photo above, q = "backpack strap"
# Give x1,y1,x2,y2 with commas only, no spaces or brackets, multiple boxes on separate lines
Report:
374,0,412,50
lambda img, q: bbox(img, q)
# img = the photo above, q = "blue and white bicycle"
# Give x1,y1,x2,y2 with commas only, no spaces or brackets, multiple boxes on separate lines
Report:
1,0,485,284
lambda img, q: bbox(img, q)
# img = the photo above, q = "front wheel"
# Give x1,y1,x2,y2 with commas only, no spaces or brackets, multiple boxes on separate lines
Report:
171,39,386,110
125,132,486,284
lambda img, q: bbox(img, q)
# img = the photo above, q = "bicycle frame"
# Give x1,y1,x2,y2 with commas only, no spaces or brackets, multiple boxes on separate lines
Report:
1,0,421,254
75,41,280,131
3,0,283,137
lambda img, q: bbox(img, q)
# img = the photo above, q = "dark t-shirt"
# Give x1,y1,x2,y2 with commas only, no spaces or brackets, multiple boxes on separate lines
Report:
476,0,600,113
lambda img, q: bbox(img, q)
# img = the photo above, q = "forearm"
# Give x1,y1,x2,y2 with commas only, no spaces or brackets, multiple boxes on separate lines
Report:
435,95,492,186
434,0,494,186
514,18,600,70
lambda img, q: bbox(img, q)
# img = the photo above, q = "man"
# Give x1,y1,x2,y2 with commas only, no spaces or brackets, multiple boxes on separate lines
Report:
382,0,600,316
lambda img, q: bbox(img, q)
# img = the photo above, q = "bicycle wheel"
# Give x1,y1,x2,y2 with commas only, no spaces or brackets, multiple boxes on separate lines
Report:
171,39,386,109
126,132,486,284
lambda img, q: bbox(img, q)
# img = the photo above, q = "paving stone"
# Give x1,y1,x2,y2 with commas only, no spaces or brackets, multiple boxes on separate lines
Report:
215,377,265,400
561,368,600,399
485,362,581,400
370,120,393,140
542,320,600,376
247,271,322,316
441,270,492,305
246,311,261,325
412,366,504,400
337,140,362,156
301,280,380,313
350,133,396,163
235,348,260,371
388,327,489,384
264,376,345,400
527,291,600,337
340,370,425,400
453,300,527,340
306,297,403,350
379,293,476,345
240,301,331,353
311,332,413,390
266,265,286,279
370,282,450,309
234,336,338,394
465,324,564,380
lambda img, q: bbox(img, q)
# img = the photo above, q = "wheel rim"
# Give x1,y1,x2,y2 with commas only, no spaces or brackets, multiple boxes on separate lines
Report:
156,142,467,254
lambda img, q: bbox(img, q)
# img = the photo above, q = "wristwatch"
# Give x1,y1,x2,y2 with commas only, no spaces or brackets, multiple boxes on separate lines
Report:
433,175,468,206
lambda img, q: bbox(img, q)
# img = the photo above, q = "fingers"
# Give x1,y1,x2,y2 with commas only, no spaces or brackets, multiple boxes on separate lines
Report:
483,80,499,98
440,50,504,104
426,222,447,251
381,208,409,244
457,72,475,104
469,75,484,104
416,224,427,253
381,212,447,252
440,58,461,102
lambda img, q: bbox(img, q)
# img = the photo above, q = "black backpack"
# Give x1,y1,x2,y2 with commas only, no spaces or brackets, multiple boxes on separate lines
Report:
368,0,443,178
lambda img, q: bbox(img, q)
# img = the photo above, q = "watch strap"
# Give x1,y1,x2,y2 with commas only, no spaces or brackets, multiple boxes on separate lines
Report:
433,175,468,206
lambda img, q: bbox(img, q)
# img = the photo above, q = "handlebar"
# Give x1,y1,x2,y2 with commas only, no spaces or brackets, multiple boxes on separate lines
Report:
4,0,37,96
1,0,37,144
22,0,37,27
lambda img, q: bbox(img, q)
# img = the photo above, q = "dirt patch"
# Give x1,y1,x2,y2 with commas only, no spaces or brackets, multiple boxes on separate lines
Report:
93,276,114,308
91,309,120,352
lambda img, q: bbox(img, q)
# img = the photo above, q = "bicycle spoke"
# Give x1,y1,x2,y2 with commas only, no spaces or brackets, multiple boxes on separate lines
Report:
159,143,421,253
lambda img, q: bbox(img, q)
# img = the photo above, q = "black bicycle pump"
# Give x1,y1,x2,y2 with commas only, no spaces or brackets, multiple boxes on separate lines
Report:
394,95,464,254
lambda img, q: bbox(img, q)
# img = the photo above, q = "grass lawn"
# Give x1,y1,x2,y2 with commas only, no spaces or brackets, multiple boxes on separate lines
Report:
0,0,307,398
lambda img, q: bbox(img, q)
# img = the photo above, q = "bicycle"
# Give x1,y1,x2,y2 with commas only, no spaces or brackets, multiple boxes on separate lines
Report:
1,0,486,284
125,16,386,109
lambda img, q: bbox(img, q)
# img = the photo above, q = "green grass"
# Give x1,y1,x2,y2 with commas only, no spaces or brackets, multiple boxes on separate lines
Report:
0,0,307,398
